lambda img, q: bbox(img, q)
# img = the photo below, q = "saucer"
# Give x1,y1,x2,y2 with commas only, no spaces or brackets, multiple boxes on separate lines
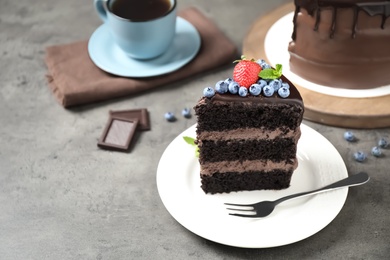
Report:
88,17,201,78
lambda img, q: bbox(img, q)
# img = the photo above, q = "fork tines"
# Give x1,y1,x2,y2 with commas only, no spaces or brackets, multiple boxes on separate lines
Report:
224,203,257,217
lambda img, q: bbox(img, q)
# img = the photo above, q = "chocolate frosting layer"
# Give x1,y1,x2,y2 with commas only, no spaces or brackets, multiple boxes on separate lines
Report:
200,158,298,176
197,126,301,141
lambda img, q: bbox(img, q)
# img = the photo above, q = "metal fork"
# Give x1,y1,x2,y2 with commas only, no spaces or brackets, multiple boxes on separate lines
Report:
225,172,369,218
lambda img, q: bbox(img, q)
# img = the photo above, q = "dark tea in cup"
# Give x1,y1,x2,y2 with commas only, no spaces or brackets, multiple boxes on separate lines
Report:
94,0,177,59
110,0,173,21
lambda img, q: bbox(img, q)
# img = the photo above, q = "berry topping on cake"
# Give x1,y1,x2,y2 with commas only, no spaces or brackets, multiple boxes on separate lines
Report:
257,59,272,70
249,83,262,96
203,87,215,98
228,81,239,94
257,79,267,87
269,79,282,91
263,85,274,97
238,86,248,97
215,80,228,94
278,86,290,98
233,56,262,88
224,78,234,85
201,58,293,99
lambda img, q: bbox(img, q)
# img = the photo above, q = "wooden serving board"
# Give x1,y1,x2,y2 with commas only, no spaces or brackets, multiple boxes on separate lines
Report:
243,3,390,129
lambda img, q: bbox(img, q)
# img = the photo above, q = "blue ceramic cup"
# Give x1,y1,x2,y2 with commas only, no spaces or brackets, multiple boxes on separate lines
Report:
94,0,177,60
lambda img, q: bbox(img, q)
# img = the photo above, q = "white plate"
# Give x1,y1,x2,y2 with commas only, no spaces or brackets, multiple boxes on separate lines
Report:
88,17,201,77
264,13,390,98
157,123,348,248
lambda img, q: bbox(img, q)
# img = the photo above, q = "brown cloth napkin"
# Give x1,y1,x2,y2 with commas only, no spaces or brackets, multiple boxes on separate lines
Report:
45,7,238,108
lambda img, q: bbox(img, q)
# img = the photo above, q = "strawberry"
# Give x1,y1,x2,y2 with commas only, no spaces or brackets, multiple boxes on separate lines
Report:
233,56,262,88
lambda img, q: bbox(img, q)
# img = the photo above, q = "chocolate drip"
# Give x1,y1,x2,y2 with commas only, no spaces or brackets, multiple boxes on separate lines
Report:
292,0,390,40
352,6,359,38
358,2,390,29
291,5,300,40
330,6,337,38
314,7,321,31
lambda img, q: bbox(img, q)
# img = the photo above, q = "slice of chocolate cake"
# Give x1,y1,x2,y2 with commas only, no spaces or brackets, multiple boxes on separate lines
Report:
194,58,304,194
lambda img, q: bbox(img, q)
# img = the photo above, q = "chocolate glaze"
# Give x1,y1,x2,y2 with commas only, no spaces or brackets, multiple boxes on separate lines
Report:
292,0,390,39
289,0,390,89
195,74,304,132
211,74,304,108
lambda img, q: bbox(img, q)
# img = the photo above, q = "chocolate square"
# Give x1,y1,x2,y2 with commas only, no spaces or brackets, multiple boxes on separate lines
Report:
98,116,139,151
109,108,150,131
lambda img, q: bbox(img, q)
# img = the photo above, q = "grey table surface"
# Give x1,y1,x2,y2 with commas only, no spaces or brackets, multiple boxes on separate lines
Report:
1,0,389,259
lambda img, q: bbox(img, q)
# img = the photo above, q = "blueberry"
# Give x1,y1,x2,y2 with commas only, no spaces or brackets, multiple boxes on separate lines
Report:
224,78,234,85
203,87,215,98
343,131,356,142
164,112,176,122
269,79,282,91
238,87,248,97
215,80,228,94
281,82,290,89
256,59,266,65
249,84,262,96
181,108,191,118
378,138,388,148
371,146,382,157
256,59,272,70
278,86,290,98
353,151,366,162
262,63,272,70
228,81,240,94
257,79,267,88
262,85,275,97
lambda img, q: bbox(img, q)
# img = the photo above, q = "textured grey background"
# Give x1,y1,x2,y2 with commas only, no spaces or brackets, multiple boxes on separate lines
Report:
0,0,389,259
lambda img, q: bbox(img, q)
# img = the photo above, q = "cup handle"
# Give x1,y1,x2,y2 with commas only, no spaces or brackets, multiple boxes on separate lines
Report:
94,0,108,22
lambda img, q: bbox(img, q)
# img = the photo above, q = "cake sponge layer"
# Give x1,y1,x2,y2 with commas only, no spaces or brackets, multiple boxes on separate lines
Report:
195,98,304,132
198,138,297,163
201,170,294,194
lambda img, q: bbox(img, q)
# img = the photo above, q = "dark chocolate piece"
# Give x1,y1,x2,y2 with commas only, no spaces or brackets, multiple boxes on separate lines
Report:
109,108,150,131
98,116,139,151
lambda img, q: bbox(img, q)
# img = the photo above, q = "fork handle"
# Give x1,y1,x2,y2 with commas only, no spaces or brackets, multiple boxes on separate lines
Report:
275,172,370,205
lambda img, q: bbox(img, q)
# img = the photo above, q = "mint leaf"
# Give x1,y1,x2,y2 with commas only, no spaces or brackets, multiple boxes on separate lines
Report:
259,64,283,79
183,136,199,158
275,64,283,77
183,136,196,146
259,69,275,79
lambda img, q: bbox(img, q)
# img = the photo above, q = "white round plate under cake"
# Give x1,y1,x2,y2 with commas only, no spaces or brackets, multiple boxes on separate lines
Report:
88,17,201,78
156,123,348,248
264,12,390,98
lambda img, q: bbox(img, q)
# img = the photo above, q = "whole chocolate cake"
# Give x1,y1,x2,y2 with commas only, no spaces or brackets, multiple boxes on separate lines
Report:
288,0,390,89
194,58,304,194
